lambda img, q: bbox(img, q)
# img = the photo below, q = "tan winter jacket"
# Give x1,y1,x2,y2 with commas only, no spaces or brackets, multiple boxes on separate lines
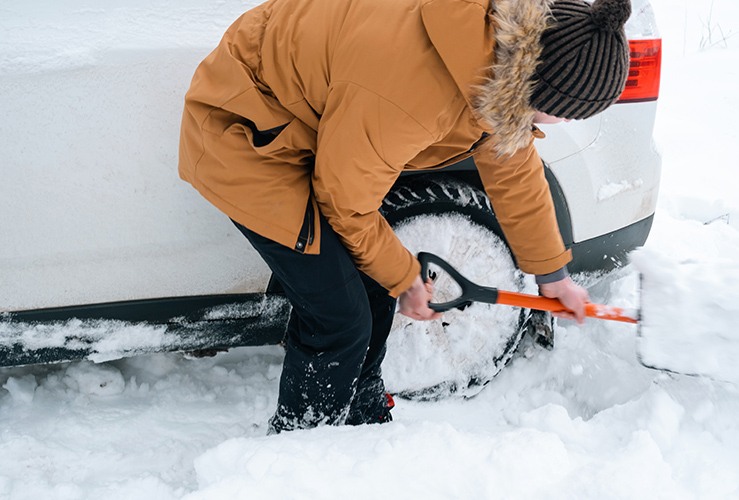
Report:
179,0,571,297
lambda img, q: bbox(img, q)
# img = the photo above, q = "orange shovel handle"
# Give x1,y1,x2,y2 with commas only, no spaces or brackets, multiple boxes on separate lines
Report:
418,252,638,324
496,291,638,324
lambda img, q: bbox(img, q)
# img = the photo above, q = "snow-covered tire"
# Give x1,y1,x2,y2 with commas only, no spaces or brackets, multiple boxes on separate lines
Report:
381,175,537,400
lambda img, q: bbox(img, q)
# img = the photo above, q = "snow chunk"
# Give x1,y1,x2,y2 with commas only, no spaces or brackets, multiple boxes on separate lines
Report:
598,179,644,201
63,361,125,396
2,374,38,404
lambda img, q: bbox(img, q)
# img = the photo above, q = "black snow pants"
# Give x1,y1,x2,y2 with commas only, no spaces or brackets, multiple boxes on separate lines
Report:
232,215,397,433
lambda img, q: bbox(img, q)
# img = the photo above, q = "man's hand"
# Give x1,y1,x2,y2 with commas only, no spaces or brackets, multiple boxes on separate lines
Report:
398,275,443,321
538,276,590,324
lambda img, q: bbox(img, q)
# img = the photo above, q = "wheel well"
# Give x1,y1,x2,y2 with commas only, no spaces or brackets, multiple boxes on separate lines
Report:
395,158,574,247
382,173,502,236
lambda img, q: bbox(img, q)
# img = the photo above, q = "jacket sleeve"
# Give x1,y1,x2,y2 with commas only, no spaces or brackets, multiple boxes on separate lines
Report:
313,82,433,297
475,136,572,275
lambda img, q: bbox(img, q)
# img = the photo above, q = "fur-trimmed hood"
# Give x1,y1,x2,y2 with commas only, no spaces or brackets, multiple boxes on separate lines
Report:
476,0,553,156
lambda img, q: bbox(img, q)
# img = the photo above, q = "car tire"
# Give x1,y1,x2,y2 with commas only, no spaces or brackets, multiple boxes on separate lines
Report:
380,175,536,400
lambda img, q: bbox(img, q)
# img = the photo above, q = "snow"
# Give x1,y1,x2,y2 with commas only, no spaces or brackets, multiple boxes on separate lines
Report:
0,319,170,363
632,245,739,384
2,0,739,498
385,213,536,397
597,179,644,201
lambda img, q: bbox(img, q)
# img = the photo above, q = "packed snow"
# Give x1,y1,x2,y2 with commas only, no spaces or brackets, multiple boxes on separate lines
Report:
2,0,739,498
386,213,536,397
633,246,739,384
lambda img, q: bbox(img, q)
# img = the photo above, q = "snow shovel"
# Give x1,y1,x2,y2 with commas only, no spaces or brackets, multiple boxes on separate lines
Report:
419,251,739,384
418,252,638,323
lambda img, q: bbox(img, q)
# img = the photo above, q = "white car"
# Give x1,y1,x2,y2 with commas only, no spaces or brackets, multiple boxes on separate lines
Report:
0,0,661,394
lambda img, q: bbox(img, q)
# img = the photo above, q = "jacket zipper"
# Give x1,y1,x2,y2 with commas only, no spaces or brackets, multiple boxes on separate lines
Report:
307,202,314,245
295,198,314,253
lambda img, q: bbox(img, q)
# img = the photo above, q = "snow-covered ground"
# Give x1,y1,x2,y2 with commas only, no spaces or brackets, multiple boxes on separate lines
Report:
2,0,739,498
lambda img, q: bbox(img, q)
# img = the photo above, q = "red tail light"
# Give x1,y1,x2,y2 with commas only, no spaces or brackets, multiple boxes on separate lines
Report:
618,38,662,103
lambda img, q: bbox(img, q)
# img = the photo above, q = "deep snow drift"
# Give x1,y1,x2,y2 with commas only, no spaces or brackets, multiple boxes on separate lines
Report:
2,0,739,499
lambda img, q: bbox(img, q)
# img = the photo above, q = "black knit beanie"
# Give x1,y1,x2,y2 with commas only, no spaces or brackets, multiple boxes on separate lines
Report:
530,0,632,120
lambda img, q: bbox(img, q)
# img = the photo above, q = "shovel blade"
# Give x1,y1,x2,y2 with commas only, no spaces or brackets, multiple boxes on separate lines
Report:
632,248,739,384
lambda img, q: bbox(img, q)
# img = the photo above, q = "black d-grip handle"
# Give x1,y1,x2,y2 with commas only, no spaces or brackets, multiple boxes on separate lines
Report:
418,252,500,313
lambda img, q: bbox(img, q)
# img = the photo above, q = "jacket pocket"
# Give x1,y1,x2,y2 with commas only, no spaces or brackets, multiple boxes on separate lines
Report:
244,119,288,148
231,117,317,165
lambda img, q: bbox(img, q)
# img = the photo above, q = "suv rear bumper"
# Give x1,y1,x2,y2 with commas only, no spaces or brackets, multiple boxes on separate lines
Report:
568,214,654,274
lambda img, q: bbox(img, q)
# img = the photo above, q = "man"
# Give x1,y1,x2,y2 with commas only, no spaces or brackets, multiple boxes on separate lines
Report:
179,0,632,432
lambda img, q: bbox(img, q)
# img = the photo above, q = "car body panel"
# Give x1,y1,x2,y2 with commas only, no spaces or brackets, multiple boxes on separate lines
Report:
541,102,662,242
0,48,272,312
